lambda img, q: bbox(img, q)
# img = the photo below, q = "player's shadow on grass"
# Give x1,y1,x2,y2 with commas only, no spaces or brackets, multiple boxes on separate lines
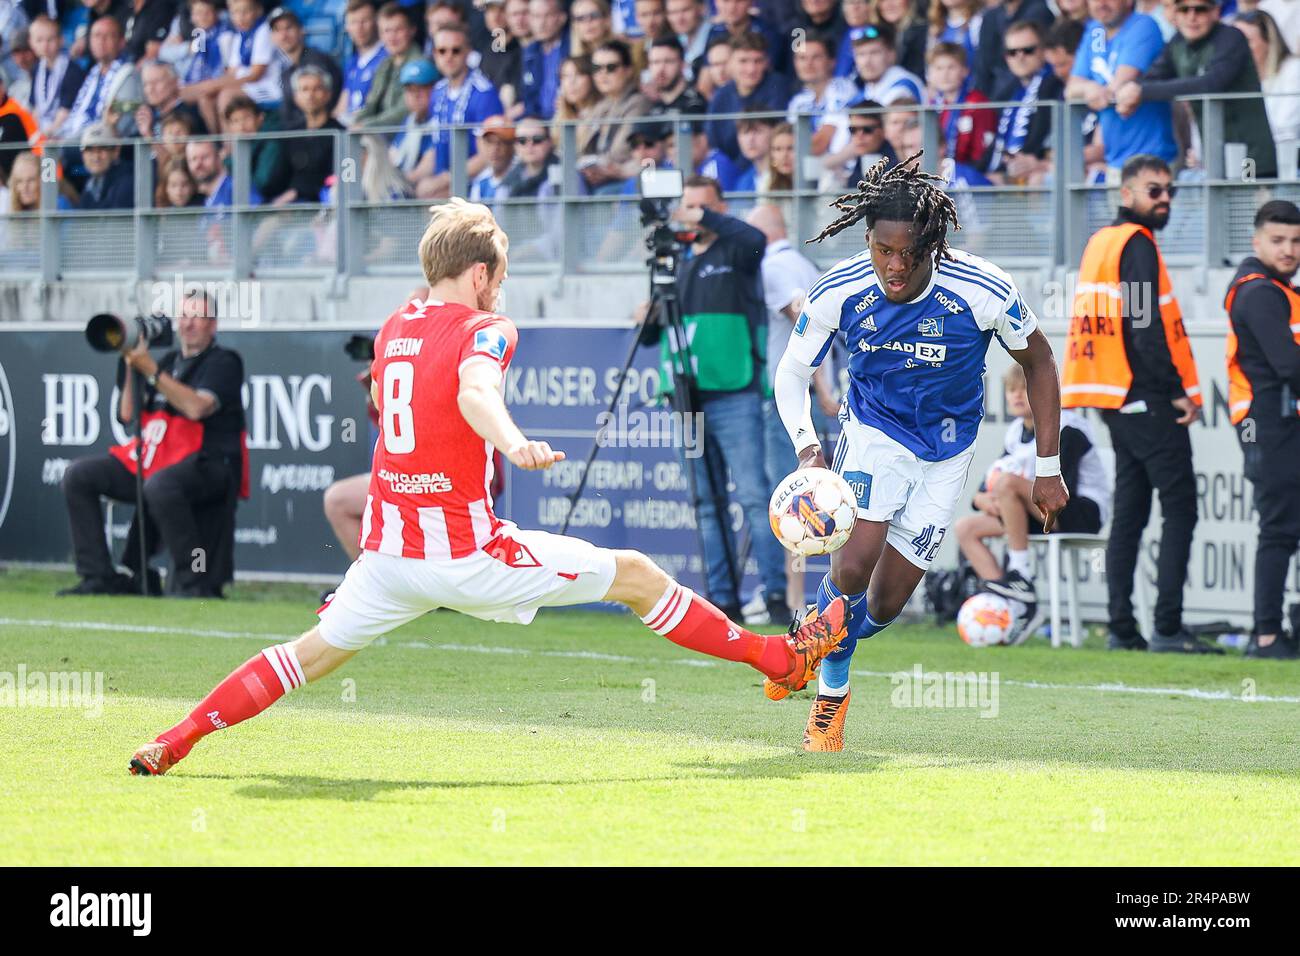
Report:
184,753,888,800
672,750,897,780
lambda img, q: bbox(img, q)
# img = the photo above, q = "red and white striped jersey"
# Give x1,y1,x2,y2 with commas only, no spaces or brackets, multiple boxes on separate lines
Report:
360,296,518,560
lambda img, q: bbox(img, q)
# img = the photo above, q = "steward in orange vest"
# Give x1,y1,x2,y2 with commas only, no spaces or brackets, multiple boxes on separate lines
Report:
1061,155,1214,653
1224,263,1300,426
1222,199,1300,658
1063,216,1201,411
0,78,40,177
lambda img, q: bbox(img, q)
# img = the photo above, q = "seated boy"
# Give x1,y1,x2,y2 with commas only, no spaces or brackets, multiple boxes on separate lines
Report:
954,364,1110,639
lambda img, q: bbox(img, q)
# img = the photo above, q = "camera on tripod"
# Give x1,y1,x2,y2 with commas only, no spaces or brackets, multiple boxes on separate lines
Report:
344,334,376,363
638,165,690,281
85,313,174,353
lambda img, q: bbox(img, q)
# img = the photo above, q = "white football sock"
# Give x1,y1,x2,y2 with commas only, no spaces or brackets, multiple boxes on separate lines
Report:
817,673,850,697
1008,549,1032,579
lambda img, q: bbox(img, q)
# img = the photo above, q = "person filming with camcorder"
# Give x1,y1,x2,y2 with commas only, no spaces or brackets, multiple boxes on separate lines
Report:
60,291,247,598
633,172,791,626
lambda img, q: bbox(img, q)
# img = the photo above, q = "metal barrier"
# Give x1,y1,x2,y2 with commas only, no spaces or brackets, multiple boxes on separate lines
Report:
1,92,1297,283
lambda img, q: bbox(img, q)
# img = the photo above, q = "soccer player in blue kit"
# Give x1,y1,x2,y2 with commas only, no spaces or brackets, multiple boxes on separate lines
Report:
772,155,1070,751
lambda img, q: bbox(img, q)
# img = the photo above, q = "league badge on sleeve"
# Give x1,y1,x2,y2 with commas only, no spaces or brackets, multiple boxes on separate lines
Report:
473,328,509,363
1005,296,1026,334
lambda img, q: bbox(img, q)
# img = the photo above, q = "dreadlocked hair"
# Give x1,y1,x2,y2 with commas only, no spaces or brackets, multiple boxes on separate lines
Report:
807,150,960,261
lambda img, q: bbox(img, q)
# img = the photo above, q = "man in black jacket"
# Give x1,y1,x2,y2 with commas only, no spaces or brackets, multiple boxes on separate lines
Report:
984,19,1064,184
60,292,245,597
636,175,791,625
76,122,134,209
1225,200,1300,659
1115,0,1276,178
973,0,1055,98
1066,155,1215,653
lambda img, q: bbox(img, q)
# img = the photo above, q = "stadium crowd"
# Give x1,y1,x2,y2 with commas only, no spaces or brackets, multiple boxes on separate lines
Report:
1,0,1298,221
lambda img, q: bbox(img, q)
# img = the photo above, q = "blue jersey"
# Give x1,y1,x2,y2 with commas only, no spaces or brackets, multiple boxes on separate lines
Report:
1071,13,1177,165
787,248,1038,461
429,69,504,173
343,45,388,116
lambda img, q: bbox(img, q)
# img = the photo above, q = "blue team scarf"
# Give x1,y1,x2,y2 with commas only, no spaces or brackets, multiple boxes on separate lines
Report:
937,76,975,155
236,17,266,67
186,24,228,84
66,57,127,129
990,66,1049,169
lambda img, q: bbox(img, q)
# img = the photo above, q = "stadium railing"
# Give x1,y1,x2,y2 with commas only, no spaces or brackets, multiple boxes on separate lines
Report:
1,92,1296,283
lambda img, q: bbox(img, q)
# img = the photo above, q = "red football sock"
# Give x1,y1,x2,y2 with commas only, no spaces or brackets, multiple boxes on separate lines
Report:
156,644,306,759
641,582,793,680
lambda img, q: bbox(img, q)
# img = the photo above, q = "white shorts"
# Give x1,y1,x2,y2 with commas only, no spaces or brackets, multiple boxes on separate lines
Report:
831,411,975,569
317,524,618,651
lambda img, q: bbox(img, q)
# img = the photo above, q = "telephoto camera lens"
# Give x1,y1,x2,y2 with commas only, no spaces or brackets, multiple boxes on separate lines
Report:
85,313,174,352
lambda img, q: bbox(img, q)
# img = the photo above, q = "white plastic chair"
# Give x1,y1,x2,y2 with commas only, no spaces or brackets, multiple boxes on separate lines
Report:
1027,445,1153,647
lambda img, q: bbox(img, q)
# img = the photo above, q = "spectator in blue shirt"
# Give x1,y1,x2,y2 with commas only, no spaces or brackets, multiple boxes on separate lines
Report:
389,57,439,194
519,0,568,119
469,115,520,207
695,123,744,189
337,0,388,123
1066,0,1178,169
707,31,791,162
709,0,788,76
429,24,504,179
732,113,776,191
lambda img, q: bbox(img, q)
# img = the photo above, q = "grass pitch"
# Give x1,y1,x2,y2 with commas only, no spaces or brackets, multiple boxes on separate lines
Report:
1,566,1297,866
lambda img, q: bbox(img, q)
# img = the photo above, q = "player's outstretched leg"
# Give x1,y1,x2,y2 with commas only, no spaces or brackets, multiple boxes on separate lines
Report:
128,630,354,775
603,551,848,687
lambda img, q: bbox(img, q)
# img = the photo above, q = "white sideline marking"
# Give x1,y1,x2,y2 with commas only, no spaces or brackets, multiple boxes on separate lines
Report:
3,617,1297,703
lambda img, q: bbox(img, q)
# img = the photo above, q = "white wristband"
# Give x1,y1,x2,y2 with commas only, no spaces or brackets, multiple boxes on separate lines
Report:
1035,455,1061,477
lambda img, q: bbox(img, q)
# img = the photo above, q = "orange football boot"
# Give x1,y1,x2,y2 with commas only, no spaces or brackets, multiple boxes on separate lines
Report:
803,690,851,752
129,741,180,776
764,597,848,700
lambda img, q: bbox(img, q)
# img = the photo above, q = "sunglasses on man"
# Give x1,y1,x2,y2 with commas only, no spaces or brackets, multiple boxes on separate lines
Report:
593,62,623,73
849,123,881,136
515,134,549,146
1143,184,1177,200
1175,4,1214,15
1004,44,1039,58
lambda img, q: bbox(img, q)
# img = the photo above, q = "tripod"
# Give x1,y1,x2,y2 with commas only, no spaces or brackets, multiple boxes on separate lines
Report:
122,363,152,596
560,226,740,604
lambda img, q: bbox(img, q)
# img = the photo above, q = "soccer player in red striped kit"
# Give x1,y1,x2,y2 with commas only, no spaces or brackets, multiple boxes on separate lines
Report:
129,199,848,775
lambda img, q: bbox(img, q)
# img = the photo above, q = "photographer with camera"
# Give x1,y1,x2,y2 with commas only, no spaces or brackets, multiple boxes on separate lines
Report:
636,174,790,625
1225,200,1300,659
60,292,247,598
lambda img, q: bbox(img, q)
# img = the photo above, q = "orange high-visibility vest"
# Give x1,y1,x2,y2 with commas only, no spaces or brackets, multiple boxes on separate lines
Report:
1062,222,1202,409
0,95,40,152
1223,272,1300,424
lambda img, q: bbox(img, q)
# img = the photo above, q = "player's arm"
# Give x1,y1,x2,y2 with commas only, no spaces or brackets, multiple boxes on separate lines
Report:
457,360,565,470
1010,329,1069,532
990,284,1068,531
774,292,839,468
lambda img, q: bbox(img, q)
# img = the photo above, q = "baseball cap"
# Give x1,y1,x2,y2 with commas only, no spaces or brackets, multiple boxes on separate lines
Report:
267,6,301,27
850,23,895,46
81,123,116,148
629,120,671,145
399,58,438,86
477,115,515,140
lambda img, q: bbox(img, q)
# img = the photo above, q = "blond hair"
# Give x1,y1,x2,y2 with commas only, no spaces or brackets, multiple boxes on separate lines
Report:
418,199,508,286
7,152,41,213
1002,362,1026,391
